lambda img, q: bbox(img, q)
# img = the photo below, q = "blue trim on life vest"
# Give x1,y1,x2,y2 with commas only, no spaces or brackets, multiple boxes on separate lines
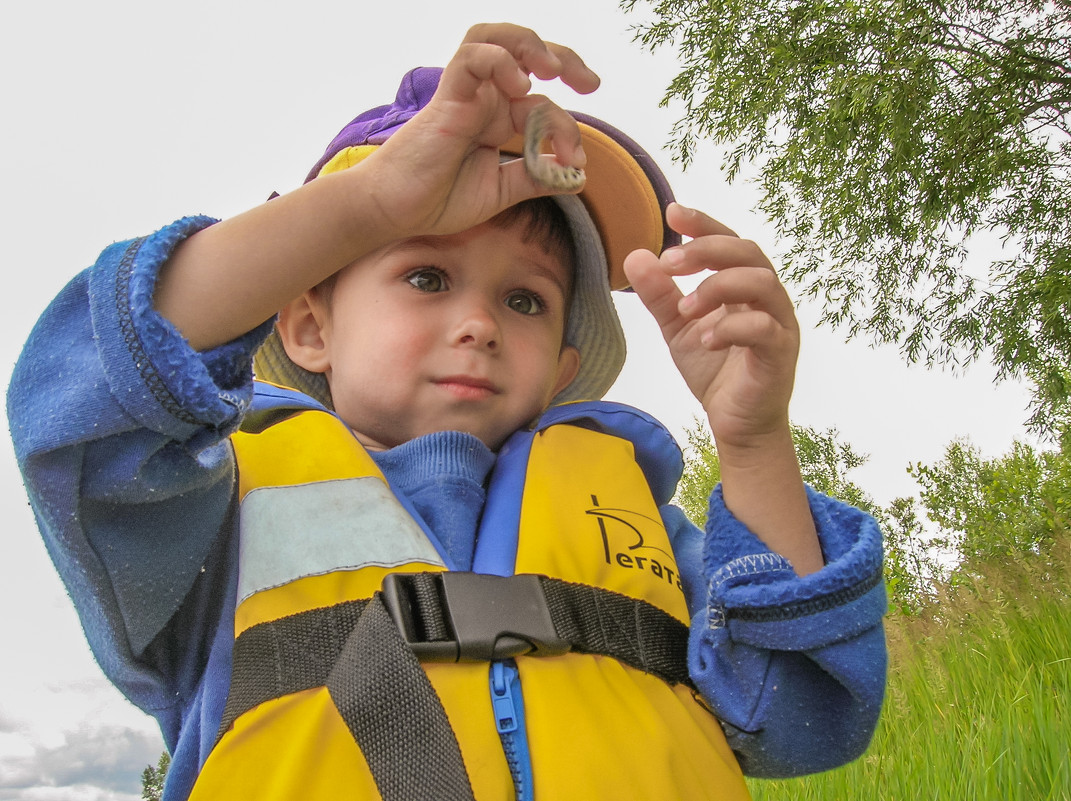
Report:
471,401,684,576
471,428,533,577
252,381,328,410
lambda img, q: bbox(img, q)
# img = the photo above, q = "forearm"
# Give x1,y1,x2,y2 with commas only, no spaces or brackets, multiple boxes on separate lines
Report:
717,424,823,576
154,163,399,351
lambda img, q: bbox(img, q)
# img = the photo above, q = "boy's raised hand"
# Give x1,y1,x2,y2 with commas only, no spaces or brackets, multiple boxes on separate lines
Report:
626,204,823,575
154,24,597,353
623,203,801,452
370,23,600,238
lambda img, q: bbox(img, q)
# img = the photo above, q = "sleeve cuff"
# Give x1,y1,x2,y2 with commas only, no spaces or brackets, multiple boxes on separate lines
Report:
703,485,886,650
89,216,274,440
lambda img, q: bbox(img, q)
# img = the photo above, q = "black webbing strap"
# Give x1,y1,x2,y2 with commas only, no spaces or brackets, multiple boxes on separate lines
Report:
540,578,693,687
217,596,475,801
217,598,368,739
325,596,476,801
382,572,693,686
217,575,691,798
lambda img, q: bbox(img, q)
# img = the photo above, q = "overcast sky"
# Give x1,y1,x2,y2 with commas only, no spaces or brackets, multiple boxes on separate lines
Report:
0,1,1036,798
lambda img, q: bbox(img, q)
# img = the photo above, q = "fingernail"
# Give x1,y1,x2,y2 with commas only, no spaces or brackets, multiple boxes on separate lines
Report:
573,144,587,166
678,293,696,314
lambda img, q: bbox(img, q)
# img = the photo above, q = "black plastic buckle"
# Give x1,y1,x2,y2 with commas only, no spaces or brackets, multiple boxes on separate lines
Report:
381,572,570,662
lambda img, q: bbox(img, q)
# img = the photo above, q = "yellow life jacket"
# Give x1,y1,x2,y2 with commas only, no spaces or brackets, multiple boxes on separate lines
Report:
189,384,749,801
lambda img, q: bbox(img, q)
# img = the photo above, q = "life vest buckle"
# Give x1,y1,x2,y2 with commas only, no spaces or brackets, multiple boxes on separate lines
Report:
382,572,571,662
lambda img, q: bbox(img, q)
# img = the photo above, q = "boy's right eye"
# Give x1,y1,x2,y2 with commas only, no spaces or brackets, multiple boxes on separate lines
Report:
406,268,447,293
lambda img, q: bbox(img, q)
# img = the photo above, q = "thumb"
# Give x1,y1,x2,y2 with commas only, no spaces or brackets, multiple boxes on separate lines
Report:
624,248,686,336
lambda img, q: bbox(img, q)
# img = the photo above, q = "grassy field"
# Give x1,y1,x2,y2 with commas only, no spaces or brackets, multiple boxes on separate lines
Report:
748,541,1071,800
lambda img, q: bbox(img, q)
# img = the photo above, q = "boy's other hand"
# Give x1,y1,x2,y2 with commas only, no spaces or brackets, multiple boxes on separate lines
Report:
366,23,599,240
623,203,801,452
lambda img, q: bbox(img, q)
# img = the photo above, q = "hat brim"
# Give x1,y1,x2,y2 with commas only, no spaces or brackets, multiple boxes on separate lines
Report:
502,112,677,290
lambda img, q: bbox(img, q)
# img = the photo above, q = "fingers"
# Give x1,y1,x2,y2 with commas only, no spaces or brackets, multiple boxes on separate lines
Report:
627,202,798,346
439,42,533,106
435,25,597,178
680,269,799,355
678,267,798,335
516,97,587,183
457,23,599,97
624,247,686,334
665,202,739,239
658,204,772,277
543,41,601,93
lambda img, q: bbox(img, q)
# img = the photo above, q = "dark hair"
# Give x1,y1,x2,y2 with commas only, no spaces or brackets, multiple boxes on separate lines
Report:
489,196,577,286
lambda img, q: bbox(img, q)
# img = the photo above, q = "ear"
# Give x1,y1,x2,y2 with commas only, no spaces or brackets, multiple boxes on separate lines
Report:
276,291,331,374
551,345,581,397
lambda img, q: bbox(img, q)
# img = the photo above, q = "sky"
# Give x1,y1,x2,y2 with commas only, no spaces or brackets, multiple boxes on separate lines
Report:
0,1,1038,798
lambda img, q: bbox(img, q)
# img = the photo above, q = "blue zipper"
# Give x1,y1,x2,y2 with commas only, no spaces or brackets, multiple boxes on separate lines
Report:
490,660,533,801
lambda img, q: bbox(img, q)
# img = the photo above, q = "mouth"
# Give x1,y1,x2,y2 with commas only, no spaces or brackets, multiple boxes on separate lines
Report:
433,375,500,401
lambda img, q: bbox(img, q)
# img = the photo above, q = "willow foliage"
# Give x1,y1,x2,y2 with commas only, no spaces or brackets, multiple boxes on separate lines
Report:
625,0,1071,432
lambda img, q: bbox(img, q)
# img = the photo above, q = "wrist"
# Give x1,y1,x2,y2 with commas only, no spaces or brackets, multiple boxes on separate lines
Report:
713,419,795,473
319,162,409,255
714,421,824,576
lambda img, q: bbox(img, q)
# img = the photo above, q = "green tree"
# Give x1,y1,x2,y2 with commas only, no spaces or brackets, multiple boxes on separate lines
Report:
880,494,942,613
677,419,881,524
676,417,722,524
791,424,877,515
624,0,1071,431
910,429,1071,567
141,751,170,801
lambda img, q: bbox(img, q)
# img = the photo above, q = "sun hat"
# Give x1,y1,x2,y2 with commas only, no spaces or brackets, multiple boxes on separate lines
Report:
253,66,679,408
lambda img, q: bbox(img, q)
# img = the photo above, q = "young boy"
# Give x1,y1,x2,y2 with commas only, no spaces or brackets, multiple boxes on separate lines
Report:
8,23,886,801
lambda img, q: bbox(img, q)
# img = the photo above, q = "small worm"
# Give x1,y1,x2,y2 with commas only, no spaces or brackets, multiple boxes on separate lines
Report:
523,104,586,192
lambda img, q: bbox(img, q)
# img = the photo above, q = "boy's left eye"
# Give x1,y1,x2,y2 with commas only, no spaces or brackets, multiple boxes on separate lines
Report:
406,268,447,293
505,292,544,315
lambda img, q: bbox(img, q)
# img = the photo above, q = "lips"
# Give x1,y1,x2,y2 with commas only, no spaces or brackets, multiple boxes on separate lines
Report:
434,375,500,400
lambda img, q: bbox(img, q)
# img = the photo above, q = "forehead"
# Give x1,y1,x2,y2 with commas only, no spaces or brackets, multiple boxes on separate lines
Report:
489,198,577,288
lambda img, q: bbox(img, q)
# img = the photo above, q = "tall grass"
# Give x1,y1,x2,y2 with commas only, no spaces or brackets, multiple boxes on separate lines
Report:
749,538,1071,800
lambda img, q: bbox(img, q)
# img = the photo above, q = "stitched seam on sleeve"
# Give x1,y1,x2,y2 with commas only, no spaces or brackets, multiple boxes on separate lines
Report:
716,552,791,581
706,552,791,631
115,238,200,425
728,565,884,623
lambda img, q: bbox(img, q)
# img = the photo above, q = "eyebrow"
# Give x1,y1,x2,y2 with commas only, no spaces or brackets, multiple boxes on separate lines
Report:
520,256,571,299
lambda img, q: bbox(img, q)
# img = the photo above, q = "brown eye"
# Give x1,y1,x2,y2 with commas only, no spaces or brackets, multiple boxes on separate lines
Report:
505,291,543,315
407,269,446,293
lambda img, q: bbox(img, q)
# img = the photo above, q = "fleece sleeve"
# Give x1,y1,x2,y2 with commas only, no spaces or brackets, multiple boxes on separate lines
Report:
6,217,274,716
665,485,887,777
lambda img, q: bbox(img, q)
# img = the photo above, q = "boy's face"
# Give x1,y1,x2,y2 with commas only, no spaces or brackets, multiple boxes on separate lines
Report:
282,218,581,451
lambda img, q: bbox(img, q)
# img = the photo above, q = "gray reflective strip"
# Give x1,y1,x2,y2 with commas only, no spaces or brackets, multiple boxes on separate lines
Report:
237,477,444,605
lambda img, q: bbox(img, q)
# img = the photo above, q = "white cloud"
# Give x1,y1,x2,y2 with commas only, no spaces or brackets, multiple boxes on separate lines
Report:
0,720,162,801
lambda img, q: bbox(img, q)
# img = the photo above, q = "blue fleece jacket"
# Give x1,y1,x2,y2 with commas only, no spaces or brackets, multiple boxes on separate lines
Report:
7,217,887,800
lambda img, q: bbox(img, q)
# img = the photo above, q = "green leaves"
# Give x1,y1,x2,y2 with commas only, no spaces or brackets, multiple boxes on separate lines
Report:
674,418,1070,611
141,751,169,801
911,431,1071,566
624,0,1071,433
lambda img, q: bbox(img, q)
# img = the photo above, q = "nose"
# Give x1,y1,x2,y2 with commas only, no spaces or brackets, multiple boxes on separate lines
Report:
452,295,500,350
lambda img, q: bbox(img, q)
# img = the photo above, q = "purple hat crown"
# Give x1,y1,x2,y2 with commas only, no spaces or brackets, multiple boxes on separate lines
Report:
305,67,444,183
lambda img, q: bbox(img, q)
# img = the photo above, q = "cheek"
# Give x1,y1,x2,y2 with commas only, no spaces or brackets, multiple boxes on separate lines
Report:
336,306,431,364
520,338,570,394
